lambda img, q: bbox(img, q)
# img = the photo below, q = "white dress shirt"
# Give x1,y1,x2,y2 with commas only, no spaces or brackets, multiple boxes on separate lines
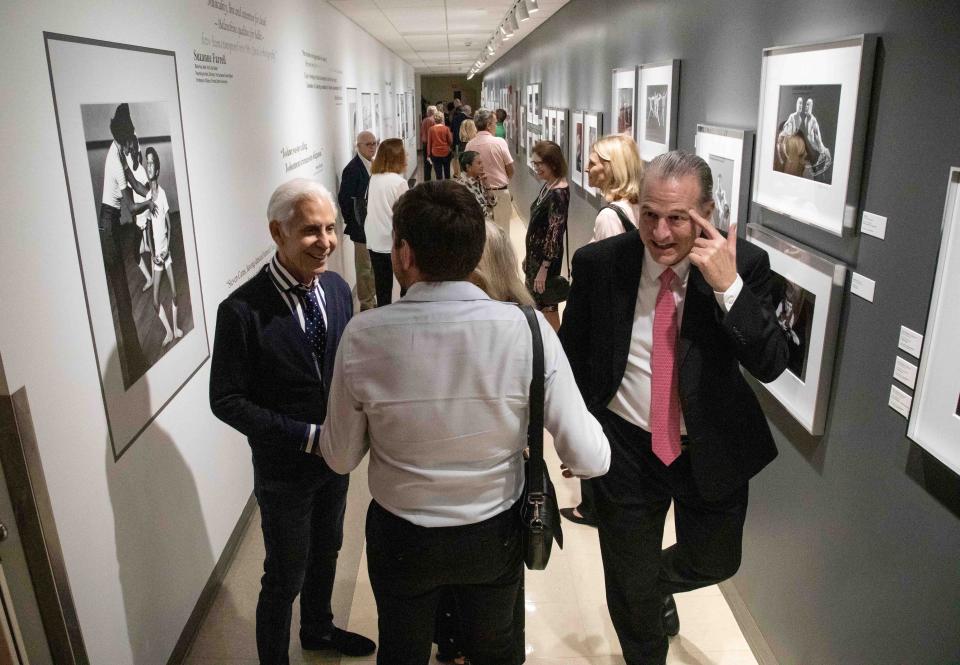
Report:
320,281,610,527
607,247,743,432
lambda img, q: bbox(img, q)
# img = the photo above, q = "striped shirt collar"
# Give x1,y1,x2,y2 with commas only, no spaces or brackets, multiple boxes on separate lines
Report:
268,253,317,292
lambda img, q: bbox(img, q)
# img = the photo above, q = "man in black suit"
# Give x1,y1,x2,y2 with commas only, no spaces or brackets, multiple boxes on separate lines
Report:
560,151,789,665
338,131,378,311
210,179,375,664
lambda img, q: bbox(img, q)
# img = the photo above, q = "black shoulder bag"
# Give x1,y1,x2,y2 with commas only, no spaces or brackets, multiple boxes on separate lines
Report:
518,305,563,570
601,202,636,232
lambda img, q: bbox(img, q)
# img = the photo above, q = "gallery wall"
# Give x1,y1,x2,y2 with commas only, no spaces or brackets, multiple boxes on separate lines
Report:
0,1,413,663
481,1,960,663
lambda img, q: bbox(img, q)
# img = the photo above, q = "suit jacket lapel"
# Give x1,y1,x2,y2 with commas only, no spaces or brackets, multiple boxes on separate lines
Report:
679,266,716,368
611,234,644,385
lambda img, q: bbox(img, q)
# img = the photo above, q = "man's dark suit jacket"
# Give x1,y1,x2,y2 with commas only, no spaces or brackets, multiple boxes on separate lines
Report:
210,266,353,480
338,155,370,244
559,231,789,500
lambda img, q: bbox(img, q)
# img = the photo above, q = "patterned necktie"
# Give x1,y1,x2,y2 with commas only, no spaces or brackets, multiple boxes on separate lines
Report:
650,268,682,466
297,285,327,369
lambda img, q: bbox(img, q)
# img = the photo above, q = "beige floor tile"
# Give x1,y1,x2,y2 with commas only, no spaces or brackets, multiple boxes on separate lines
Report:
671,595,752,653
522,600,593,659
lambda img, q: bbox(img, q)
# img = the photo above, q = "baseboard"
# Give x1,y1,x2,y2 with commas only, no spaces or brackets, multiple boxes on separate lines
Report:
719,580,780,665
167,492,258,665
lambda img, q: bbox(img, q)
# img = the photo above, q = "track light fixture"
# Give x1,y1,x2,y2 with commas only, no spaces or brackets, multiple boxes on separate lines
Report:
525,0,539,13
517,2,530,22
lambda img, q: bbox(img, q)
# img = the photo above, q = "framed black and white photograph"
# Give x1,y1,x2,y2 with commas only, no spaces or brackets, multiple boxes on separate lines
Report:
346,88,359,142
753,34,876,236
694,125,755,233
556,108,569,162
638,60,680,161
526,127,541,174
45,33,208,460
747,224,846,435
373,92,382,137
612,67,637,137
519,104,526,155
571,110,585,190
582,111,603,201
527,82,541,127
360,92,373,133
908,168,960,475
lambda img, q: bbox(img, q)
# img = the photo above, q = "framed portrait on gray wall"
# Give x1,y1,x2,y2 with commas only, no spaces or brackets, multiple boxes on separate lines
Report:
753,34,877,236
582,111,604,203
611,67,637,138
907,168,960,476
555,108,569,163
571,110,585,190
637,60,680,161
44,33,208,460
694,125,755,233
747,224,846,435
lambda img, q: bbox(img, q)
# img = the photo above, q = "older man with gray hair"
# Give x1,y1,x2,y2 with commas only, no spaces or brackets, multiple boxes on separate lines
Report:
466,107,515,234
210,178,375,663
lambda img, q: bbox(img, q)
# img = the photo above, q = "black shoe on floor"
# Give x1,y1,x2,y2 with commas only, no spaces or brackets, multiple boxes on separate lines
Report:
302,627,376,656
662,595,680,637
559,506,598,527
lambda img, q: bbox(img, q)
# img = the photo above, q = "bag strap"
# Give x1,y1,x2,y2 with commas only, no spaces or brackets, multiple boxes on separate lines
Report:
602,202,636,232
518,304,546,497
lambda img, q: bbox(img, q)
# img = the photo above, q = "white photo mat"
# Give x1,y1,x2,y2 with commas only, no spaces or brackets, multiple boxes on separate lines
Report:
907,168,960,475
747,224,846,435
638,60,680,161
45,34,208,459
555,108,569,164
571,110,585,190
612,67,637,138
694,125,755,233
582,111,603,199
753,35,875,236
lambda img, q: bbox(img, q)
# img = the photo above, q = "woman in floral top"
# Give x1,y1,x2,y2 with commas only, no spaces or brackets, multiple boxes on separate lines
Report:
455,150,495,221
524,140,569,331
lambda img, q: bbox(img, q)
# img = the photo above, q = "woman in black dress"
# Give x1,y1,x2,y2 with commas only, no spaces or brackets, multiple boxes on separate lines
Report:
524,140,569,331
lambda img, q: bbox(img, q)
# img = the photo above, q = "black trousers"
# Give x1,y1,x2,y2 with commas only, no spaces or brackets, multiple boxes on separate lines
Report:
593,410,748,665
366,500,523,665
422,143,433,181
368,250,394,306
431,153,452,179
253,464,349,665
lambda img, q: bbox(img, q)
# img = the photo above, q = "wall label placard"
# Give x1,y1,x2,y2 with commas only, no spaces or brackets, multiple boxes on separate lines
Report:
893,356,918,389
861,210,887,239
898,325,923,358
850,272,876,301
888,385,912,418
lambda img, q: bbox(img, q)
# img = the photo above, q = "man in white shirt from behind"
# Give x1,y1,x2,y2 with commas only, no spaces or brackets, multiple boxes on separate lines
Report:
320,180,609,665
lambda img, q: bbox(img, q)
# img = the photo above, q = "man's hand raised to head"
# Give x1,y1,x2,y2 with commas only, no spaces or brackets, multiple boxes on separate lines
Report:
688,210,738,293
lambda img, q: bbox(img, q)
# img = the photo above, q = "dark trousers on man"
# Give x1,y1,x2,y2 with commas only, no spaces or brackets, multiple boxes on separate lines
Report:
431,154,452,180
253,464,349,665
366,500,523,665
422,143,433,181
593,410,748,665
368,250,394,306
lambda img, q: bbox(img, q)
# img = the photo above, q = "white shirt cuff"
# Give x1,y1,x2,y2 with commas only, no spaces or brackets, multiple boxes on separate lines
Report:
714,274,743,313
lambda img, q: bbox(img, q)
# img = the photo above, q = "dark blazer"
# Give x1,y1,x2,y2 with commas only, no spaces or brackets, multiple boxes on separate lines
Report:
559,231,789,500
337,154,370,243
210,265,353,479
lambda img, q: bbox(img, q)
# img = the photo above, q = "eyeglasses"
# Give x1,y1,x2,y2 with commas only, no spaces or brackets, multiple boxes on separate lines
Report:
531,159,545,167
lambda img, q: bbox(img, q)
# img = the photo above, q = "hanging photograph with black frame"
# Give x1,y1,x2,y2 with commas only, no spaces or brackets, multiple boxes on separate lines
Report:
907,167,960,476
694,125,755,234
571,110,585,190
556,108,569,163
638,60,680,161
612,66,637,138
582,111,604,204
753,34,876,236
747,224,846,435
44,32,208,460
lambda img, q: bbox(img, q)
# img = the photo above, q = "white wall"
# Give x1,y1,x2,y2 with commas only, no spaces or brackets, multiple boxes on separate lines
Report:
0,1,413,663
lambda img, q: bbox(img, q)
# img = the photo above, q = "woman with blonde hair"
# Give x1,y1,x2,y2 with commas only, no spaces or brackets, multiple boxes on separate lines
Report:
459,118,478,146
586,134,643,242
472,221,534,305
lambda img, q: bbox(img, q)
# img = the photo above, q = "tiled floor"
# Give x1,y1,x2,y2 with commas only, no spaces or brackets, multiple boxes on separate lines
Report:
183,201,760,665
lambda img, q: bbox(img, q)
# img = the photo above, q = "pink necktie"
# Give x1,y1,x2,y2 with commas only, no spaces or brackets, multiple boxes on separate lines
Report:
651,268,682,466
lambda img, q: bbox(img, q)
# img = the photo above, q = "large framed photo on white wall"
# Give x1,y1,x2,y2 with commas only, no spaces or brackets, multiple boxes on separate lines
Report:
44,33,208,460
747,224,846,435
612,67,637,138
695,125,755,233
908,168,960,475
638,60,680,161
753,34,876,236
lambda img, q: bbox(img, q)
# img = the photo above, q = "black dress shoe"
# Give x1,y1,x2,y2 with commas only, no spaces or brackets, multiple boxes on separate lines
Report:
560,506,598,527
662,595,680,637
302,627,376,657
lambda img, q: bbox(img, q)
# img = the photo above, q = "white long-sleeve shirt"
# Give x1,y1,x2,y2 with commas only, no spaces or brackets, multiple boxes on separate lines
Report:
319,280,610,527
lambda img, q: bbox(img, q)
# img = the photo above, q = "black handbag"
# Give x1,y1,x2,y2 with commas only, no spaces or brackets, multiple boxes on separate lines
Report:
534,190,572,304
517,305,563,570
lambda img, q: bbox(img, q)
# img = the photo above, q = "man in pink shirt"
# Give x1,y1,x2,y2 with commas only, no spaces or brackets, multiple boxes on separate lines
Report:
465,108,515,234
420,105,437,181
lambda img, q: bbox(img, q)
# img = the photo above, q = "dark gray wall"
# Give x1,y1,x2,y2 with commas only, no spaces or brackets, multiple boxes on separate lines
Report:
482,1,960,663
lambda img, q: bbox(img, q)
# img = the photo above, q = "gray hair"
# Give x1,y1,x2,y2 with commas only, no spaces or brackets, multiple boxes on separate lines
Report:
644,150,713,205
426,105,437,117
473,108,495,132
461,104,472,115
266,178,338,228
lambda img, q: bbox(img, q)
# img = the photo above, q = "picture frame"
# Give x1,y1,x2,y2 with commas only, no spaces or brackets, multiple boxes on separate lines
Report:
752,34,877,236
907,167,960,475
526,127,541,174
637,59,680,161
582,110,604,202
555,108,569,163
747,224,847,435
44,32,209,460
571,110,585,190
694,124,755,233
346,87,359,141
360,92,373,132
519,104,526,155
545,107,557,143
612,66,638,138
527,81,541,127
